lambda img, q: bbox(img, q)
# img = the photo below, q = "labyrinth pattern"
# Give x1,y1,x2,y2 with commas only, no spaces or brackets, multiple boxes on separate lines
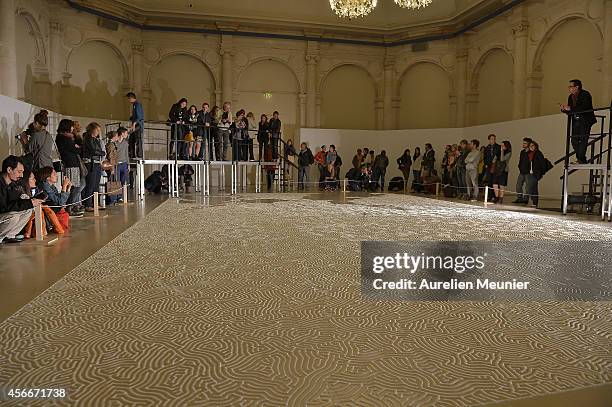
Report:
1,193,611,406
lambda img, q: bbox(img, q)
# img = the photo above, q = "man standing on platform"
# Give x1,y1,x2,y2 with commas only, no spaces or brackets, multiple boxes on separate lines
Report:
560,79,596,164
268,111,282,160
127,92,145,159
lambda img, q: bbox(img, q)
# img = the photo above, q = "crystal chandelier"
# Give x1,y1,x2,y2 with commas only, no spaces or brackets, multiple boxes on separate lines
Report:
394,0,433,9
329,0,378,19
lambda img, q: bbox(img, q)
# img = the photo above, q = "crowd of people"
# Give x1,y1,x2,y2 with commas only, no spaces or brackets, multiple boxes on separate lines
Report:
0,79,593,244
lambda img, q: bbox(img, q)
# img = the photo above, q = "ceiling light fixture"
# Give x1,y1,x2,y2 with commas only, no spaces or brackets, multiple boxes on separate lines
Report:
393,0,433,9
329,0,378,19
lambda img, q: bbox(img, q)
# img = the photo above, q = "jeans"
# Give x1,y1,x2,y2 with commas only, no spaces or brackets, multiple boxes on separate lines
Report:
515,173,527,202
68,183,85,208
456,166,466,196
374,170,385,191
298,166,308,190
466,168,479,199
82,162,102,209
525,174,539,205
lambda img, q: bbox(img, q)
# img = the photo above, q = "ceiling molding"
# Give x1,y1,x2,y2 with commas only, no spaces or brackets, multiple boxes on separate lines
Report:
65,0,526,47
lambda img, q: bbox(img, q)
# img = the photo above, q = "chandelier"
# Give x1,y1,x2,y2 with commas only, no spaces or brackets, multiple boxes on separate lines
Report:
394,0,433,9
329,0,378,19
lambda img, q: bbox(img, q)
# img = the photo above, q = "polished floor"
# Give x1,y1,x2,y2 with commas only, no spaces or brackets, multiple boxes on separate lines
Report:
0,192,611,406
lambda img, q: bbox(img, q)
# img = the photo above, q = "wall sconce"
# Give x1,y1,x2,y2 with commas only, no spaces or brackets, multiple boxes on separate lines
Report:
263,92,272,100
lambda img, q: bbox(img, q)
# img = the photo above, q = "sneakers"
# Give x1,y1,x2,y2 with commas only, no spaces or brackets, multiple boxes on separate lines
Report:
85,207,95,212
3,235,24,244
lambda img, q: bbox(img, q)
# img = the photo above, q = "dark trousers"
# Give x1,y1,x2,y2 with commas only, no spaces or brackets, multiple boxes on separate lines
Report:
210,129,220,161
571,120,593,163
82,162,101,208
516,173,528,202
456,166,466,196
258,137,269,161
271,134,280,159
266,170,274,190
232,139,243,161
129,127,143,159
298,166,308,190
169,124,185,158
525,174,539,205
412,170,422,191
117,162,129,186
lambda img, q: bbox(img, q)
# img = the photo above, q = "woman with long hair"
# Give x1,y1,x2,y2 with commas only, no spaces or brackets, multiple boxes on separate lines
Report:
397,149,412,190
526,141,546,208
56,119,85,215
184,105,198,160
492,140,512,204
257,114,269,161
81,122,105,212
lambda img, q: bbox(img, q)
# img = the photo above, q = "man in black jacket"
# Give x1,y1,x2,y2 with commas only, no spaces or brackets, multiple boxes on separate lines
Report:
0,156,43,243
483,134,501,187
168,98,188,159
268,111,281,160
513,137,532,204
373,150,389,191
560,79,596,164
197,103,212,160
422,144,435,177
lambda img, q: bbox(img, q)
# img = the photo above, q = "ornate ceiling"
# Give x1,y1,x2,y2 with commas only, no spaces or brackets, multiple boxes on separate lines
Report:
69,0,511,43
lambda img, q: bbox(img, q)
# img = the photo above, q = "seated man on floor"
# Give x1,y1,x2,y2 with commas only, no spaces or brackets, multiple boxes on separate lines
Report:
0,155,43,243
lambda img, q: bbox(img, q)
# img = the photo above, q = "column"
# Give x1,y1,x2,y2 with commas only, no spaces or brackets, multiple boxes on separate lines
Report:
465,91,479,126
512,19,529,119
455,48,468,127
48,18,62,110
299,93,307,128
375,98,384,130
383,52,396,130
0,0,18,98
525,68,543,117
603,0,612,105
305,53,319,127
131,44,144,97
220,35,234,105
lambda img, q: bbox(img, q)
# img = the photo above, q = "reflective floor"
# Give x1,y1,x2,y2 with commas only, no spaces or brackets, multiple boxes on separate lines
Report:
0,191,610,406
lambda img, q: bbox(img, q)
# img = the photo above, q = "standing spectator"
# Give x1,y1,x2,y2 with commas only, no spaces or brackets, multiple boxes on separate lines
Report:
455,140,468,199
56,119,85,216
326,145,338,181
116,127,130,196
27,112,54,172
257,114,269,161
196,103,212,160
526,141,547,208
297,142,314,191
353,149,364,170
105,131,121,205
219,102,233,161
168,98,188,159
126,92,144,159
483,134,501,190
184,105,199,160
373,150,389,191
246,112,257,161
81,123,105,212
314,145,327,189
232,109,248,161
397,149,412,190
0,156,43,243
491,141,512,204
478,145,486,185
411,147,422,192
465,139,481,202
209,106,220,161
284,139,297,178
560,79,596,164
268,111,282,160
441,145,451,184
513,137,533,204
421,143,435,177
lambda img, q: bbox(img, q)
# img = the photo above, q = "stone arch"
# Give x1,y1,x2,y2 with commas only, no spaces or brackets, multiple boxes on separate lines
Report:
236,56,302,94
397,59,453,94
397,61,453,129
319,62,379,97
15,8,46,66
145,51,217,90
470,46,512,90
66,39,130,86
532,15,603,72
